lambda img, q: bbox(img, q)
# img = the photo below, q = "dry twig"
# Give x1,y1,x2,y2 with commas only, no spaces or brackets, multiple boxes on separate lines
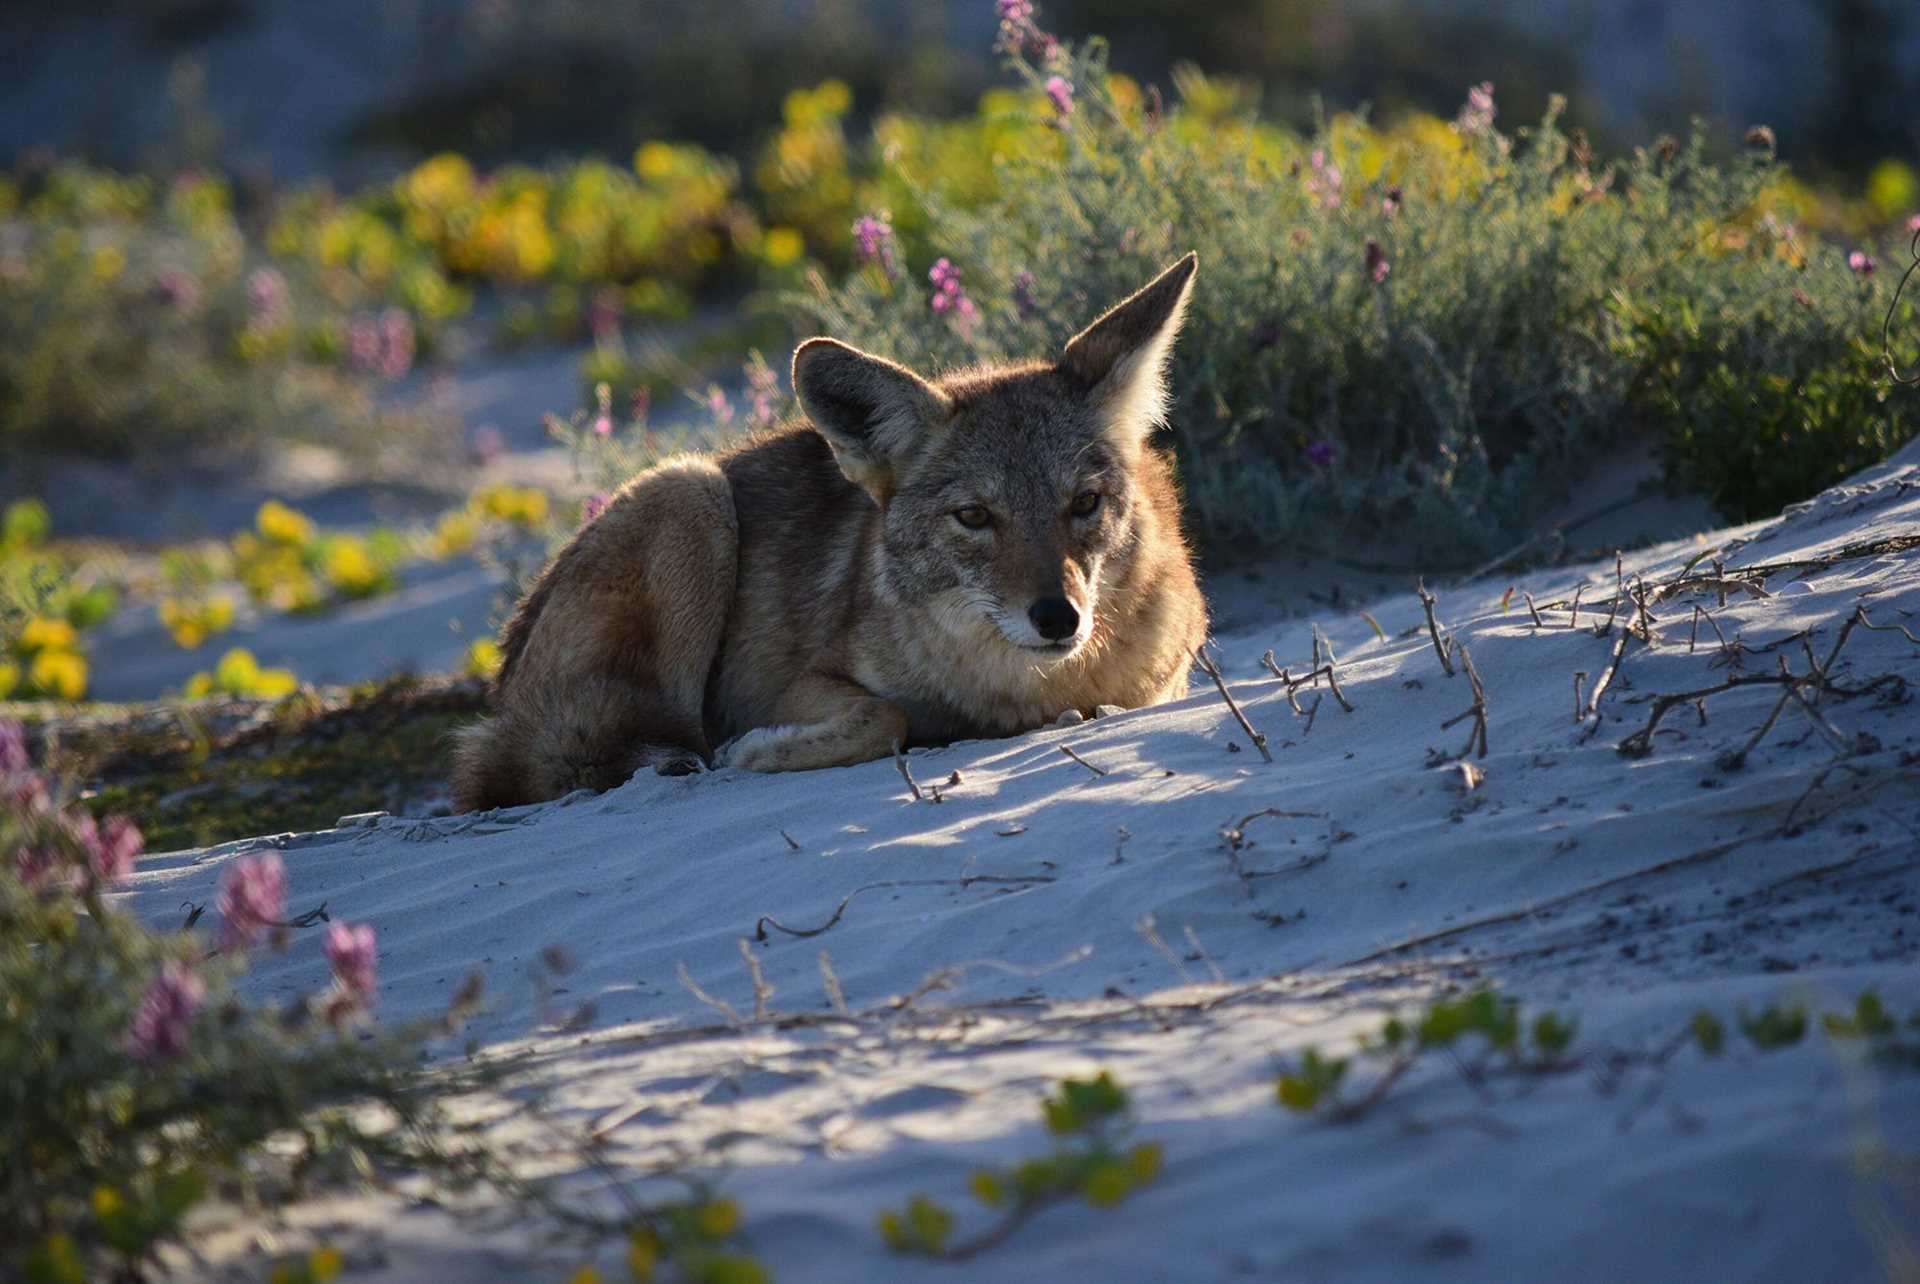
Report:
1059,743,1109,778
1415,579,1457,676
1196,645,1272,761
1439,643,1490,759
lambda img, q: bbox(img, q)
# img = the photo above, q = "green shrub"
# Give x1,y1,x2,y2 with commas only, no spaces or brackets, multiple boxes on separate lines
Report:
0,164,437,468
0,718,486,1279
788,15,1920,560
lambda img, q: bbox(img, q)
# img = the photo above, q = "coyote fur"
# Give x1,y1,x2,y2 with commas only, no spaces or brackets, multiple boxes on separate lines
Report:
451,253,1208,810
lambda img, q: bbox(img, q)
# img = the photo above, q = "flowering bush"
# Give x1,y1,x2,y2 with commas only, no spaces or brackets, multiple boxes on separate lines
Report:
1,501,116,701
0,719,467,1279
0,163,429,467
787,12,1920,559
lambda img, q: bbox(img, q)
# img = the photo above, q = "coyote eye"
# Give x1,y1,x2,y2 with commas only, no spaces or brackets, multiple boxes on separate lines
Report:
953,505,993,530
1069,491,1102,518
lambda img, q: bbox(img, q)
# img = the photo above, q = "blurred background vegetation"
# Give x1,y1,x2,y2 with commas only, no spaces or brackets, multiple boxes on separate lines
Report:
1,0,1916,710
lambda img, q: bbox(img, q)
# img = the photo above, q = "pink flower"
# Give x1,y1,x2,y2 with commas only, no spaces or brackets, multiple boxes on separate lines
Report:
928,258,977,331
1382,186,1402,218
378,308,415,379
68,811,142,889
324,921,378,1005
215,851,287,952
582,493,610,524
1365,240,1390,284
246,267,289,330
1454,81,1497,138
468,423,506,465
585,288,621,342
0,718,26,775
1849,250,1876,277
1304,149,1343,210
346,316,381,371
592,412,613,437
154,267,202,313
1907,212,1920,234
707,387,734,426
1045,76,1075,119
126,962,205,1063
629,387,651,422
747,362,781,427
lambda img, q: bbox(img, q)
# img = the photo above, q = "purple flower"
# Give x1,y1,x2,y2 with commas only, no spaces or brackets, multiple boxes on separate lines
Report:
1365,240,1390,284
1849,250,1877,277
324,921,378,1005
126,962,205,1063
582,493,611,525
1304,440,1338,467
215,851,287,952
1013,270,1039,320
1045,76,1075,119
246,267,289,331
0,718,26,776
707,386,735,426
852,213,900,279
1454,81,1497,139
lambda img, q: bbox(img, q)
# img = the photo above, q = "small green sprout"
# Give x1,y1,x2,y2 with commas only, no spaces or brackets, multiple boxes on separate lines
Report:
1737,1004,1808,1051
878,1073,1161,1260
1690,1009,1726,1056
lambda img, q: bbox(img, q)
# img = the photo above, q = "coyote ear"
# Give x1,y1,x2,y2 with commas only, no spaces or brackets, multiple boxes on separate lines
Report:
792,338,952,499
1058,252,1198,444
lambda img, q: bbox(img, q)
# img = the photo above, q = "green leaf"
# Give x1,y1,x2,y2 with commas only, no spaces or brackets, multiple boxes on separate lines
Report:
1690,1009,1725,1056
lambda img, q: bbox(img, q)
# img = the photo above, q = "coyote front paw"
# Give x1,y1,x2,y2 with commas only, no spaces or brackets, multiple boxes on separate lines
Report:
713,725,798,773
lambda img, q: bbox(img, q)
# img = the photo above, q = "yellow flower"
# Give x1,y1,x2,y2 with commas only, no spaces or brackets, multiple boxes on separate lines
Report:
0,661,18,698
321,537,381,596
626,1229,660,1281
256,500,316,548
463,638,501,679
635,142,678,181
91,1185,123,1218
90,244,127,283
308,1245,344,1281
761,226,804,267
567,1267,601,1284
16,617,76,653
432,509,479,558
696,1197,740,1239
29,649,87,700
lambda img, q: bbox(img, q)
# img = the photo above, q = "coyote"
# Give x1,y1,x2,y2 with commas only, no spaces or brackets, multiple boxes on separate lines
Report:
451,254,1207,810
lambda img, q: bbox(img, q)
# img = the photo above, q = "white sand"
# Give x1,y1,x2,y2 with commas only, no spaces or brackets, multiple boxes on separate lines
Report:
119,447,1920,1282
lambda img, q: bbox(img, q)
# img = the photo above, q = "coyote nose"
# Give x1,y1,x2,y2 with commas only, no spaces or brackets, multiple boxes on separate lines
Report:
1028,596,1080,642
